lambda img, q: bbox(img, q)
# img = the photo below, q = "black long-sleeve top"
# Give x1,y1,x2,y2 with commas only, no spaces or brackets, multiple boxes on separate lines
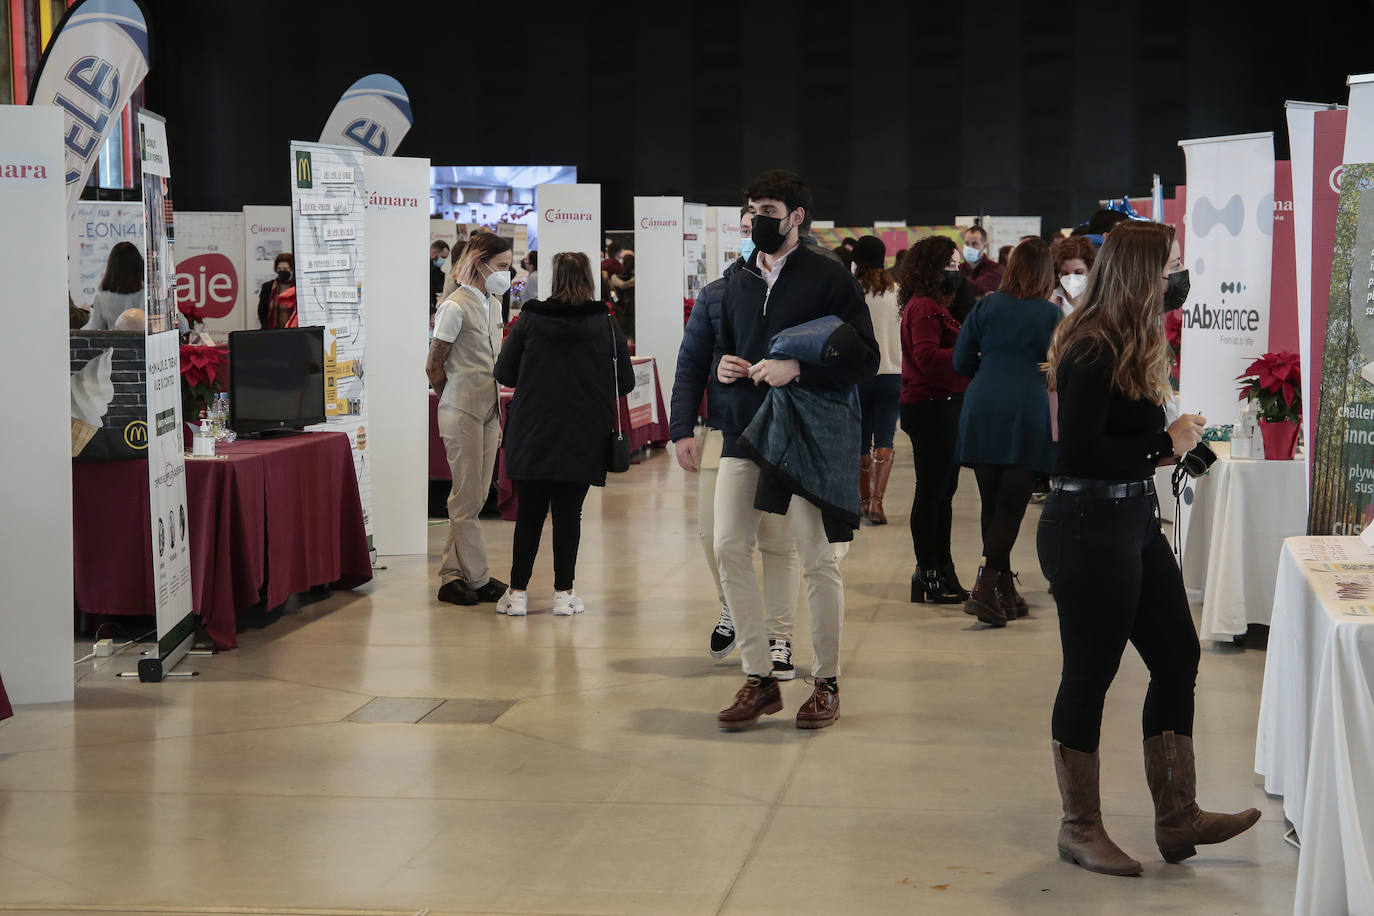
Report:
1054,346,1174,481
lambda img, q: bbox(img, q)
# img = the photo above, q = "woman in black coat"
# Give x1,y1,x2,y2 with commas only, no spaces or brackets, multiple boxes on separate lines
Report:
492,252,635,616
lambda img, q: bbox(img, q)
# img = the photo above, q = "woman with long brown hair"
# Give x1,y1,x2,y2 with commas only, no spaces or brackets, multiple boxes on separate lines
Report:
853,235,901,524
427,232,514,607
1038,221,1259,877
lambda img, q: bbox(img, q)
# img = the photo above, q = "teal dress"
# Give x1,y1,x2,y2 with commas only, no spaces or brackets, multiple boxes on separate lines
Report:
952,292,1061,474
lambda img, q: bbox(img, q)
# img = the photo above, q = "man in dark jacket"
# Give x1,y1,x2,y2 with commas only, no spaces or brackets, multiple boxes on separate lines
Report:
710,170,878,732
669,207,799,673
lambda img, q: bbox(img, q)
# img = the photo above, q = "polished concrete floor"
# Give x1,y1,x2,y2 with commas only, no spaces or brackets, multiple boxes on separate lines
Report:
1,443,1295,915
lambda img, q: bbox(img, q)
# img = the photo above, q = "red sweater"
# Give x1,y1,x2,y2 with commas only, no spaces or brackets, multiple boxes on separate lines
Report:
900,295,969,402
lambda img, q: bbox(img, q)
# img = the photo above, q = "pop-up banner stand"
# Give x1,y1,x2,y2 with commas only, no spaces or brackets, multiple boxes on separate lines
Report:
633,196,685,372
536,183,601,300
175,211,247,335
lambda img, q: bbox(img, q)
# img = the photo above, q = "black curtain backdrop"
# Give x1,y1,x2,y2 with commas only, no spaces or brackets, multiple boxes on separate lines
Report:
141,0,1374,233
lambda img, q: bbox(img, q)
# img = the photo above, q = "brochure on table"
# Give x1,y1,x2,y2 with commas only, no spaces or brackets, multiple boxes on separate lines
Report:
289,140,372,540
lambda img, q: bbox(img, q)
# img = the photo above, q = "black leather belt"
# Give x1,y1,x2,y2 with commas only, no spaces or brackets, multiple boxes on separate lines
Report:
1052,477,1156,499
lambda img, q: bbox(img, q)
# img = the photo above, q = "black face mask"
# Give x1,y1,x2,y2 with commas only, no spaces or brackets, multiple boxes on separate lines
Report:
1164,269,1189,311
941,269,962,297
751,213,792,256
277,269,292,283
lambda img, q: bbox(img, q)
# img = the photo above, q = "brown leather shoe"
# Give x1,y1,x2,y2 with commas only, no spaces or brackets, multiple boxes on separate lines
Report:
963,566,1007,627
796,678,840,729
859,453,874,520
1143,731,1261,862
437,579,479,606
718,676,783,731
997,570,1029,618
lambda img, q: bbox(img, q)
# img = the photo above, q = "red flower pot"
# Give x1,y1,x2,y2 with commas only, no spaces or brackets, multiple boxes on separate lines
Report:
1259,418,1299,460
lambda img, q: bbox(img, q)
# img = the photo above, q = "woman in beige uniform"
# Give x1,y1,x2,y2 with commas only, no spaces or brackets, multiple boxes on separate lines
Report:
426,232,513,605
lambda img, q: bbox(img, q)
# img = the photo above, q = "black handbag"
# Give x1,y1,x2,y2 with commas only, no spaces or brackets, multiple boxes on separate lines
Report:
606,317,631,473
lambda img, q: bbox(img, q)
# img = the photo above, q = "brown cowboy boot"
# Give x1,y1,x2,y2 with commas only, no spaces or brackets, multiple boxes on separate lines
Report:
1143,731,1261,862
867,447,894,525
1052,741,1143,876
963,566,1007,628
718,676,783,731
859,453,874,521
997,569,1029,618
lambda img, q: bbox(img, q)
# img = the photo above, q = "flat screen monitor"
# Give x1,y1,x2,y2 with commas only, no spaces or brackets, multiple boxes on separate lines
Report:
228,326,326,435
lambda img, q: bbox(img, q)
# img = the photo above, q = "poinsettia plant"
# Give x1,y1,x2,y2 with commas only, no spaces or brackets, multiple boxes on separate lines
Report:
180,344,228,420
1236,351,1301,422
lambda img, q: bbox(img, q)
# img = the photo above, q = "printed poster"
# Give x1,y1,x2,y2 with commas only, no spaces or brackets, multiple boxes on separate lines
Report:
289,140,371,538
67,201,146,312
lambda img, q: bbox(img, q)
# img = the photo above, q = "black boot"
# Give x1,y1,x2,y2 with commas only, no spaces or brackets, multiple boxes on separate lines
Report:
911,565,967,604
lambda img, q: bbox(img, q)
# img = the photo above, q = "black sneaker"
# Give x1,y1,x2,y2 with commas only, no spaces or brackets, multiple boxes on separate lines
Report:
709,605,736,659
437,579,479,606
473,578,508,602
769,639,796,680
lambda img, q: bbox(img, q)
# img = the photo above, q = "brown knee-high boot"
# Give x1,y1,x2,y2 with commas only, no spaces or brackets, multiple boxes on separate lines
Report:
867,447,894,524
1052,741,1143,876
1143,731,1261,863
859,452,873,519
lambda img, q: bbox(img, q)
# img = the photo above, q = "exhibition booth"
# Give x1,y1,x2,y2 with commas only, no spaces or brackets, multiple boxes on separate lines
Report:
3,2,1374,909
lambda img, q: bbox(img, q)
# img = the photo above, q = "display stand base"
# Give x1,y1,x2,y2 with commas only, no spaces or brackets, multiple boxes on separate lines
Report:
116,618,209,682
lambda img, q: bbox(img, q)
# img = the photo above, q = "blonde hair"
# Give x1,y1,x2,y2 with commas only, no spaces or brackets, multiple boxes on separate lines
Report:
1045,221,1174,404
451,232,512,288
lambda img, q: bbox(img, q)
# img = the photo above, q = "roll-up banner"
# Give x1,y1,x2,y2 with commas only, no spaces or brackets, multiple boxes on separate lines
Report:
28,0,150,214
0,107,74,704
1309,163,1374,537
1312,110,1350,454
136,109,194,679
1270,161,1299,356
1344,73,1374,163
242,205,293,325
174,212,246,335
706,206,742,281
1177,132,1276,426
536,183,601,299
289,141,371,541
319,74,413,157
683,203,708,304
363,155,430,556
68,201,145,311
633,196,685,371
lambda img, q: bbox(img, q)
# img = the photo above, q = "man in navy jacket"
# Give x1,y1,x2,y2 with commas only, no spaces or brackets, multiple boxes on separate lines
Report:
669,208,799,675
710,170,878,731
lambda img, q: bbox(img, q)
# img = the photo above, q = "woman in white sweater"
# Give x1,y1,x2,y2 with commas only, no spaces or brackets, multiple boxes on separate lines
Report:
853,235,902,524
83,242,145,330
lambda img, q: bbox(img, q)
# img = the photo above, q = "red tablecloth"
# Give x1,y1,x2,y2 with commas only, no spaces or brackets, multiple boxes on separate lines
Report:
0,670,10,721
72,431,372,650
429,357,670,521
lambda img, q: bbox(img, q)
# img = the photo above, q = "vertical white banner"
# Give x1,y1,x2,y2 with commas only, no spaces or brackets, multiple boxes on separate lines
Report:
1287,101,1333,497
707,205,742,280
430,218,458,258
138,109,194,648
290,140,371,540
1178,132,1276,425
242,205,293,328
0,107,73,703
174,211,247,335
67,201,146,312
683,203,708,303
1344,73,1374,162
364,155,430,556
634,196,685,369
536,183,601,299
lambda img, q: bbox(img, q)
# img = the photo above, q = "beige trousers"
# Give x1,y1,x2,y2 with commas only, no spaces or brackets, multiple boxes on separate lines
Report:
696,429,799,640
714,457,844,679
437,404,500,588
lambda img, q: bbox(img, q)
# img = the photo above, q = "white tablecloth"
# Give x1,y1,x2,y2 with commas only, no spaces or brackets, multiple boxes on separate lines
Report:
1181,442,1307,641
1255,537,1374,916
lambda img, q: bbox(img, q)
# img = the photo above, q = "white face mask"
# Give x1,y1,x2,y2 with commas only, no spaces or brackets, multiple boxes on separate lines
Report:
483,263,511,296
1060,273,1088,299
963,244,982,264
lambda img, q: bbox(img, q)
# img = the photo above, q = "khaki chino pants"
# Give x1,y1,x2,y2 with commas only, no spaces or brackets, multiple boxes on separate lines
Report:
714,457,844,679
437,404,500,589
696,428,799,641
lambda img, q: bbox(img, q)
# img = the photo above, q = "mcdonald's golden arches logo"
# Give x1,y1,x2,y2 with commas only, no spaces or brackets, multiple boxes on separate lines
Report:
123,420,149,450
296,151,313,189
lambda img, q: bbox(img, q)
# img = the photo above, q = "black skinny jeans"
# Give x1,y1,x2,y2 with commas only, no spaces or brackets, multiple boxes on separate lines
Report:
510,479,591,591
900,397,962,569
972,464,1038,571
1037,489,1201,754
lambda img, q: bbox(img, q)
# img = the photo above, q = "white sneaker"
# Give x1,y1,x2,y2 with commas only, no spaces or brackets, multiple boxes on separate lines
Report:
496,589,528,616
553,588,585,616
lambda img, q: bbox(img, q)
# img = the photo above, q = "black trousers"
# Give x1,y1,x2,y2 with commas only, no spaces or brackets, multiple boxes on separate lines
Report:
1037,489,1200,754
971,463,1038,571
900,397,962,569
510,479,591,591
